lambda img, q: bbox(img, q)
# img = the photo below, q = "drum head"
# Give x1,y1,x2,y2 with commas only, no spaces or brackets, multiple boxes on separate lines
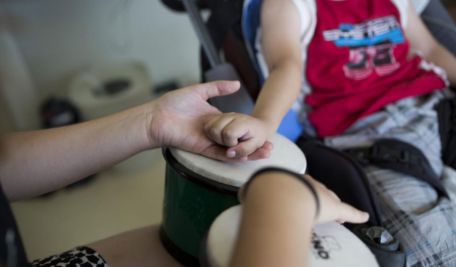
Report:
205,206,379,267
170,133,306,187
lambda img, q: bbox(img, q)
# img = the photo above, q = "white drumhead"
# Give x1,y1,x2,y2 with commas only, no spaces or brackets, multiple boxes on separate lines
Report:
206,206,379,267
169,133,306,187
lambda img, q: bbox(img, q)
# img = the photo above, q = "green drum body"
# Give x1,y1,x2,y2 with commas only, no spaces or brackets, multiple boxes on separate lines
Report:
160,134,307,266
161,149,239,265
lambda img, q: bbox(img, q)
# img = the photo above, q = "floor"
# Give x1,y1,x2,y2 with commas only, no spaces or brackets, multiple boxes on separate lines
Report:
11,149,167,261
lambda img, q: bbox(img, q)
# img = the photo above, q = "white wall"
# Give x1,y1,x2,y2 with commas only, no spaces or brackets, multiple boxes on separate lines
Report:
1,0,201,129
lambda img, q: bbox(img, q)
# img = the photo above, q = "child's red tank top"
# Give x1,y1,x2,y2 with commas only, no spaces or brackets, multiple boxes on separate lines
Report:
305,0,446,137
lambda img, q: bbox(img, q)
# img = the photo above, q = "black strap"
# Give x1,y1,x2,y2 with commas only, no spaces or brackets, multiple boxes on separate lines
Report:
297,135,382,226
344,139,448,198
351,225,405,267
297,137,405,267
435,96,456,169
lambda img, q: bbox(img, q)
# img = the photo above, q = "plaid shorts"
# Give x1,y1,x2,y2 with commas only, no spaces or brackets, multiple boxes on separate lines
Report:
324,91,456,266
31,246,108,267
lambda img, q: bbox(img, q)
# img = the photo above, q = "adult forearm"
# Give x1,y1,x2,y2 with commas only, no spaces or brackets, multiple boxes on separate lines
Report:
230,172,316,267
230,169,370,266
0,103,153,201
252,61,302,132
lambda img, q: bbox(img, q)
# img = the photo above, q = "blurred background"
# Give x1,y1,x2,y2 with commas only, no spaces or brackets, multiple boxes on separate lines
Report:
0,0,201,261
0,0,202,132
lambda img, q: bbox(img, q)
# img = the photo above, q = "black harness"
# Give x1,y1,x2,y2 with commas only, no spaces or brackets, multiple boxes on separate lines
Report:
436,94,456,170
344,139,448,198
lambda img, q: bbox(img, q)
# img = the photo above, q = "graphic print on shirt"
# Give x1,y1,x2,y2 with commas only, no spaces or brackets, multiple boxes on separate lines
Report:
324,16,405,80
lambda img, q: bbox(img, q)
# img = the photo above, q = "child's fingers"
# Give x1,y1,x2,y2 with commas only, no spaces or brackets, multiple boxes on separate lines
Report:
222,120,253,147
200,145,247,163
228,138,264,158
204,115,236,146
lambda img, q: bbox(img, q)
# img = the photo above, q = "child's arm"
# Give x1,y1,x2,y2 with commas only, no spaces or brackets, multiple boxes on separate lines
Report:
253,0,304,128
204,0,304,159
405,0,456,86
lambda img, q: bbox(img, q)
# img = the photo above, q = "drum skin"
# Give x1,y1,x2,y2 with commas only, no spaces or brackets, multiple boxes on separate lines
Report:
204,206,379,267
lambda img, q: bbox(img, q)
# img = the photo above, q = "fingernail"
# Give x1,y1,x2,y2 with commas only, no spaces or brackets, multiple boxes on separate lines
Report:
227,150,236,158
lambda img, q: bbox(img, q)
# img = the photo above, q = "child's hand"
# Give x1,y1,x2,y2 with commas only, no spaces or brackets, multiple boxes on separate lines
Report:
204,113,273,160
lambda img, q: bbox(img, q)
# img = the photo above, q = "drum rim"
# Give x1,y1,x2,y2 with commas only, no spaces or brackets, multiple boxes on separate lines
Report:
162,148,239,195
159,226,200,267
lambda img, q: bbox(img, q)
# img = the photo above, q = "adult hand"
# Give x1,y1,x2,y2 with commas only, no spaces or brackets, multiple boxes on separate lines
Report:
148,81,273,161
304,174,369,224
240,171,369,225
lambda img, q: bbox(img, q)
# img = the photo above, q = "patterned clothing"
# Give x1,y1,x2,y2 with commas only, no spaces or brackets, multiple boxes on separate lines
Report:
1,183,109,267
305,0,446,137
31,246,108,267
324,90,456,266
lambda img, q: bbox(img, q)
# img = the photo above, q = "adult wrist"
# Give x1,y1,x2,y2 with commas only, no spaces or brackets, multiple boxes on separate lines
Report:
140,101,158,149
242,167,320,219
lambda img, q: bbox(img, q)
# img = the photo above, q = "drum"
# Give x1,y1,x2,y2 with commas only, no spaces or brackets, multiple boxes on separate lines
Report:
161,133,306,265
203,205,379,267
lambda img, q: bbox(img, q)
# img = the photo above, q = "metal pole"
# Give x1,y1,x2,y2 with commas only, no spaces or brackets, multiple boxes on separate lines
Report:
181,0,221,67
